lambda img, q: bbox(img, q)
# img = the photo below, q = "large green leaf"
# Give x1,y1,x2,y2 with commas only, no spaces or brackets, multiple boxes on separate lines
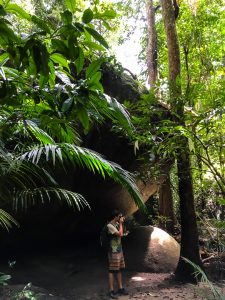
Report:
86,59,103,78
84,26,108,49
65,0,77,13
82,8,94,24
61,10,72,25
77,107,90,131
5,3,30,20
0,19,19,44
50,53,69,71
75,47,84,75
88,71,101,87
61,98,74,113
95,9,117,20
0,53,9,65
68,37,79,60
51,39,69,56
31,42,49,76
40,115,80,144
83,41,105,51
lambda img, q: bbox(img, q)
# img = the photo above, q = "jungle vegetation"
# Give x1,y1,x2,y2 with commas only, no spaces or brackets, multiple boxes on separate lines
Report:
0,0,224,283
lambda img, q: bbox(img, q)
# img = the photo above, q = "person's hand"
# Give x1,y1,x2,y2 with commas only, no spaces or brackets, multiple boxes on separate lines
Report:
123,230,130,236
119,216,125,223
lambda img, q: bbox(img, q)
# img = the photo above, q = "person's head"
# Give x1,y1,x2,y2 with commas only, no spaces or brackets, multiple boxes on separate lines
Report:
110,210,123,222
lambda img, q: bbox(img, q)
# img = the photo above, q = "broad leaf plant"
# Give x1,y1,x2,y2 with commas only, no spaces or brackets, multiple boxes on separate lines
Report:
0,0,145,229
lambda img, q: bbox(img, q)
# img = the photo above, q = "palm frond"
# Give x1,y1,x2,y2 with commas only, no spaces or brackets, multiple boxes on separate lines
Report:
13,187,90,211
40,115,81,144
89,92,133,134
182,257,225,300
19,143,146,212
0,152,60,206
26,120,56,144
0,209,19,231
0,150,90,217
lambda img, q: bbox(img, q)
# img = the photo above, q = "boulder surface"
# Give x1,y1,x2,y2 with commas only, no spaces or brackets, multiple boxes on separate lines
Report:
124,226,180,272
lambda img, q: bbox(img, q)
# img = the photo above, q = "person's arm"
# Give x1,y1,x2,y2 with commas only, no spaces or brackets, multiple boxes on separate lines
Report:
107,217,124,237
113,217,124,237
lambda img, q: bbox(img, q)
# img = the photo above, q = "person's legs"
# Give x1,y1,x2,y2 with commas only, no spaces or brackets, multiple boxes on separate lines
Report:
116,271,123,290
116,252,128,295
108,272,114,291
108,272,118,299
108,252,118,299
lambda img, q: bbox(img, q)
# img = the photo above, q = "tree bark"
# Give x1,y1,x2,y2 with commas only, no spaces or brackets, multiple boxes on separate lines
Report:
158,171,175,233
160,0,203,282
146,0,157,87
146,1,175,232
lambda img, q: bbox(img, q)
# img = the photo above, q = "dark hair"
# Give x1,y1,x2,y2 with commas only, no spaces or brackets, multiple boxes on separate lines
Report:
110,210,123,220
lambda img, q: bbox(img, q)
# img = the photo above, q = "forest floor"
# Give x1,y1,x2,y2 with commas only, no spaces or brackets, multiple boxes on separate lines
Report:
0,246,225,300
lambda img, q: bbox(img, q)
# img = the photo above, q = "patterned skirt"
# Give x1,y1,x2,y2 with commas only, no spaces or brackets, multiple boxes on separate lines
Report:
108,251,125,272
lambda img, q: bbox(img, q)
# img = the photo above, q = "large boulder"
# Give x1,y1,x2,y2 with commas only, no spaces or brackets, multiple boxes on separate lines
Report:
124,226,180,273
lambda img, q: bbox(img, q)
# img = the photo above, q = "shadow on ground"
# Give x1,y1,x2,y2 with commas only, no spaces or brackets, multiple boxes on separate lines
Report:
0,245,225,300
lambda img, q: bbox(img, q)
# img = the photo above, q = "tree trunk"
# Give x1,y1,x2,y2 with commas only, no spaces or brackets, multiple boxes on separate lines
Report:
175,137,203,282
158,172,175,233
146,0,157,87
146,1,175,233
160,0,203,282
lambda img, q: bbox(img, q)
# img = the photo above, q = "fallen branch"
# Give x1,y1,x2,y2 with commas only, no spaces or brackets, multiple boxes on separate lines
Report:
202,255,217,263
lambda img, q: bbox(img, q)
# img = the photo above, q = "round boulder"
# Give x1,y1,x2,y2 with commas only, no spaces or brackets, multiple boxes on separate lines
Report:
123,226,180,273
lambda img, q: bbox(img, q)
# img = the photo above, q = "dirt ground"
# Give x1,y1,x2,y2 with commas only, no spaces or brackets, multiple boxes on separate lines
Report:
0,247,225,300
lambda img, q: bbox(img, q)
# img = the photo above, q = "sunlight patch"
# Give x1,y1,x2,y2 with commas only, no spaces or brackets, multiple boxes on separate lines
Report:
131,276,146,281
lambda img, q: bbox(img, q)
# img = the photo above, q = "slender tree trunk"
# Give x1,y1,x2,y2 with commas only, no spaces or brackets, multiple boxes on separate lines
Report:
160,0,203,282
146,1,175,232
147,0,157,87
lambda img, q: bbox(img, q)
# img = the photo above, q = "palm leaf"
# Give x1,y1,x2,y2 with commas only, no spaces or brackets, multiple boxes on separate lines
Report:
0,150,90,224
19,143,146,212
26,120,56,144
89,92,133,133
182,257,225,300
0,209,19,231
40,115,80,144
13,187,90,211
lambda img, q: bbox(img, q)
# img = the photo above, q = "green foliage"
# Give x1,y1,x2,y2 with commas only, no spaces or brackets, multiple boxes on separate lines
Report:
182,257,225,300
0,0,146,229
0,209,19,231
82,8,94,24
12,283,37,300
0,272,11,286
130,0,225,216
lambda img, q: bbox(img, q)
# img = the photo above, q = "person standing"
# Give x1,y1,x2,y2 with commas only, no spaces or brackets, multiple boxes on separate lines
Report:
107,210,129,299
